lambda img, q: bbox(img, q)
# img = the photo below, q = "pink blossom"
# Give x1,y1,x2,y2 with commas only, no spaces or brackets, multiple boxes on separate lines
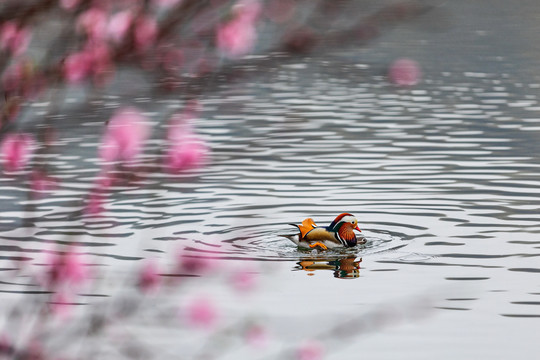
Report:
388,58,421,86
88,42,114,85
234,0,262,23
63,51,94,84
230,267,258,292
185,296,218,329
216,0,261,58
49,292,75,318
44,249,89,289
99,107,150,163
63,43,112,85
297,340,324,360
0,133,35,172
60,0,81,11
138,259,161,293
77,8,108,41
107,10,134,44
177,252,217,275
134,16,158,52
164,114,207,173
85,190,106,216
165,139,207,173
0,21,31,56
216,19,257,58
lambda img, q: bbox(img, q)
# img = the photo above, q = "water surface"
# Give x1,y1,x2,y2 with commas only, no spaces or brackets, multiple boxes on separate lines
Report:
1,1,540,358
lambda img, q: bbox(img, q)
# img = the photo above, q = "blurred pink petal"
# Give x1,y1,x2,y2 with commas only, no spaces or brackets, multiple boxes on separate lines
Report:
185,296,218,329
88,42,113,77
0,21,31,56
138,259,161,293
60,0,81,11
297,340,324,360
99,107,150,163
45,249,89,289
216,1,261,58
388,58,421,86
64,43,112,85
216,20,257,58
107,10,134,43
63,51,94,84
49,292,75,319
177,252,217,275
85,191,106,216
135,16,158,52
77,8,108,40
231,267,258,292
0,133,35,172
165,139,207,173
235,0,262,23
164,112,207,173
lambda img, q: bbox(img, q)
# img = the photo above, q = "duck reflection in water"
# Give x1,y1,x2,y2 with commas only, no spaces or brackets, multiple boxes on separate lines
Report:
295,256,361,279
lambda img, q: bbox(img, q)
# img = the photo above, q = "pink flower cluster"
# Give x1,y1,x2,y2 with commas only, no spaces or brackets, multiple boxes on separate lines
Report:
0,133,35,172
64,6,159,85
64,42,113,85
86,104,207,215
99,107,150,163
0,21,31,56
388,58,421,86
41,247,90,316
138,259,161,293
164,115,207,174
44,249,89,289
217,0,262,58
105,9,158,52
297,340,324,360
185,296,218,329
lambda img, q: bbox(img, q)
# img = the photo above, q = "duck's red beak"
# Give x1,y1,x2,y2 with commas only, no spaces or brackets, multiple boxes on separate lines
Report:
355,225,361,232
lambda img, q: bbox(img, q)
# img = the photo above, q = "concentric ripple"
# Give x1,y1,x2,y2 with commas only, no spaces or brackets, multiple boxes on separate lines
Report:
1,54,540,318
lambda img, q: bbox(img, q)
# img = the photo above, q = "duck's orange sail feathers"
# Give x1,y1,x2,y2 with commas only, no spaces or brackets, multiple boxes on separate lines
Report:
297,218,317,238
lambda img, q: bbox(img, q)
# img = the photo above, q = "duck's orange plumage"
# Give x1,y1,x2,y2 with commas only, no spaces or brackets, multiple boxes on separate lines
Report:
297,218,317,238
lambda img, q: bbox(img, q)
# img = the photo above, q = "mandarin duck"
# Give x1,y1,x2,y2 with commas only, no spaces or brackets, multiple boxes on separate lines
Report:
283,213,365,250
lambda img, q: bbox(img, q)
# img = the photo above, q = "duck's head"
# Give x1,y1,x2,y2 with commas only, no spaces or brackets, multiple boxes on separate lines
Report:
329,213,362,232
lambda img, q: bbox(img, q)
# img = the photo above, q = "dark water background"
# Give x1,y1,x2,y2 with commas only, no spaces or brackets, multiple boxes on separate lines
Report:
1,1,540,358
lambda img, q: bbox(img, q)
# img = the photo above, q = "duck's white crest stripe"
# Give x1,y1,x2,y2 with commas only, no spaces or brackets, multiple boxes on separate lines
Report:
335,232,347,246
